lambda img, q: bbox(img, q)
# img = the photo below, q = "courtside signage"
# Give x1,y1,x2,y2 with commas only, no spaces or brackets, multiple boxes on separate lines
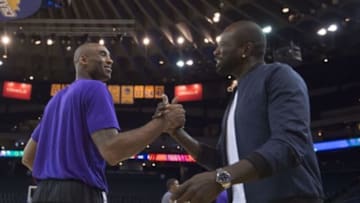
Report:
2,81,32,100
174,83,203,102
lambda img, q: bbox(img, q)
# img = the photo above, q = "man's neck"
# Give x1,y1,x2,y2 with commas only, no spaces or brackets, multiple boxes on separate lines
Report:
76,72,91,80
233,58,264,80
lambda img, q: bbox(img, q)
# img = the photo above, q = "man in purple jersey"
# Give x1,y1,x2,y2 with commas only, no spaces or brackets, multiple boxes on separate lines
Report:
22,43,185,203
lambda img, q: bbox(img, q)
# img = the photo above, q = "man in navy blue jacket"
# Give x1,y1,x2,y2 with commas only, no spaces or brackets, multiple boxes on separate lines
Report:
167,21,324,203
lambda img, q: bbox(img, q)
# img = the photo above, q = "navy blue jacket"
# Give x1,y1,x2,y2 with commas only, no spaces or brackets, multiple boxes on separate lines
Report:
197,63,323,203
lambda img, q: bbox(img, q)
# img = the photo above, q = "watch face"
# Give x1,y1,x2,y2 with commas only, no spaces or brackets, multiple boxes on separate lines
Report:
217,170,231,183
218,172,231,183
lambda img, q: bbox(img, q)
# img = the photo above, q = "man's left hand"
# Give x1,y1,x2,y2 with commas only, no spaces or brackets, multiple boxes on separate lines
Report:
171,171,223,203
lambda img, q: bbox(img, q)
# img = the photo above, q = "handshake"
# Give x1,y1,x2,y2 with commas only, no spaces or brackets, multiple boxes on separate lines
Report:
152,94,186,133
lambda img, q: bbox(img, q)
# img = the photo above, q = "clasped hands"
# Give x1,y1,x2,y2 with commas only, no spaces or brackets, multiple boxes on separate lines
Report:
153,94,185,132
153,95,223,203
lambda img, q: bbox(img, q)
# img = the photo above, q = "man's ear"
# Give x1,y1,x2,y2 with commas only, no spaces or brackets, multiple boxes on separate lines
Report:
79,55,88,65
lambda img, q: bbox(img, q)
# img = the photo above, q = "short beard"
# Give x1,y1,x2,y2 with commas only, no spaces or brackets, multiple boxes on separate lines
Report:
216,60,238,76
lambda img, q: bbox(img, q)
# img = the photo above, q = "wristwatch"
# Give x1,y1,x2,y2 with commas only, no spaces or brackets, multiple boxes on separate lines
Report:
216,168,232,189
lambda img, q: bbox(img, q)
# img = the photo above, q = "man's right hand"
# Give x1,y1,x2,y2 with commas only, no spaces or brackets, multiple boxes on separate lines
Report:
152,94,169,119
157,94,186,132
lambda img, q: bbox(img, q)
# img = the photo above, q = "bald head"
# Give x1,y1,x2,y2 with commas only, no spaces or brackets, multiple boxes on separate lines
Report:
72,42,113,81
223,21,266,58
73,43,102,66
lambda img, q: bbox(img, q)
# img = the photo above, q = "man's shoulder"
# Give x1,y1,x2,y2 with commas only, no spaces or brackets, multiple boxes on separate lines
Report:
264,62,307,91
73,79,105,87
161,191,172,203
263,62,301,79
263,62,293,72
162,191,171,197
72,79,107,93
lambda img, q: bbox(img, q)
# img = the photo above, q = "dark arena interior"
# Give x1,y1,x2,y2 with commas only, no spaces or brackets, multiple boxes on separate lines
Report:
0,0,360,202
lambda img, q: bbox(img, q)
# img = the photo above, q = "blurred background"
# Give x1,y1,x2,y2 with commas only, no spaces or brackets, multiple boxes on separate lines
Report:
0,0,360,202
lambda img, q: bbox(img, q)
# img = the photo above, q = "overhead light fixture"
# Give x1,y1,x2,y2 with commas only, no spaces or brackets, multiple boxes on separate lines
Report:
216,36,221,43
327,24,338,32
186,59,194,66
176,60,185,67
1,35,10,45
176,36,185,45
142,37,150,46
0,60,3,66
317,28,327,36
204,38,210,44
282,7,290,13
46,38,54,46
323,58,329,63
262,26,272,34
159,60,164,65
66,46,72,51
213,17,220,23
213,12,221,23
46,34,56,46
344,18,350,22
31,35,42,45
99,38,105,45
3,54,7,59
29,76,34,80
35,40,41,45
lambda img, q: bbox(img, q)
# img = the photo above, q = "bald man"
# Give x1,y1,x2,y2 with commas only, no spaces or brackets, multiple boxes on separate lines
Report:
167,21,324,203
22,43,185,203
